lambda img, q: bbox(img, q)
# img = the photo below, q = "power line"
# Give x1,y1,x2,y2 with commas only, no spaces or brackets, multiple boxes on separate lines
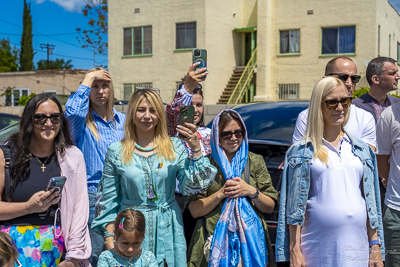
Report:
0,32,77,36
40,43,55,68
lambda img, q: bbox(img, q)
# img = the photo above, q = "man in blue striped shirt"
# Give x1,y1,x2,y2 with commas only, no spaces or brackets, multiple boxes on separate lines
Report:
65,67,126,266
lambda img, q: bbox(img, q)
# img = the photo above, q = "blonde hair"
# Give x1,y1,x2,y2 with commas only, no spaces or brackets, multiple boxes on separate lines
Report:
304,76,350,164
85,67,115,140
121,89,175,164
0,232,18,266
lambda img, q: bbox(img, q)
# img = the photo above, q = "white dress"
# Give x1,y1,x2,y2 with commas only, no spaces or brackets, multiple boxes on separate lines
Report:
301,135,369,267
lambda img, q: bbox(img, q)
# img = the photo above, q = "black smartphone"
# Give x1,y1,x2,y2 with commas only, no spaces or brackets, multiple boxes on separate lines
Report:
178,106,195,138
192,48,207,72
46,176,67,194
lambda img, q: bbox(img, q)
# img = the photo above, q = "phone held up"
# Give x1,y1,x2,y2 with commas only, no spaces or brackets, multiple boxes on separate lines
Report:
46,176,67,194
178,105,195,138
192,48,207,79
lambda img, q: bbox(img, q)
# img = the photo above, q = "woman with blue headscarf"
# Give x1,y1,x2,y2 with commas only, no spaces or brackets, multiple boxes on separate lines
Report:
187,109,278,267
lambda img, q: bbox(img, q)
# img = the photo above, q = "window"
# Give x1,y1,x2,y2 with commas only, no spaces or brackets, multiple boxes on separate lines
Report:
321,26,355,54
176,22,196,49
280,30,300,54
278,84,299,99
397,42,400,63
123,82,153,100
123,26,152,56
8,88,29,106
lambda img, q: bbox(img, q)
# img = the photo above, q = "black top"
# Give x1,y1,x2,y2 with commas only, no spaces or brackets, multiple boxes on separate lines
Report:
0,153,61,225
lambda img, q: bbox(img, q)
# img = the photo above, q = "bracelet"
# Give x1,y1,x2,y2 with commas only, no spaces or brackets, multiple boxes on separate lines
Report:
369,239,381,247
104,232,115,239
192,147,202,154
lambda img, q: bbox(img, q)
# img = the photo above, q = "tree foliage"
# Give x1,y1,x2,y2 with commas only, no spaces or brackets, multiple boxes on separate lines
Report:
18,93,36,106
37,58,74,70
352,87,369,99
0,38,19,72
76,0,108,55
20,0,34,71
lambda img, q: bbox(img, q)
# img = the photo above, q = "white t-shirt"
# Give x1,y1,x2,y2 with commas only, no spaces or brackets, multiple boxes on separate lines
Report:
376,102,400,210
292,104,376,147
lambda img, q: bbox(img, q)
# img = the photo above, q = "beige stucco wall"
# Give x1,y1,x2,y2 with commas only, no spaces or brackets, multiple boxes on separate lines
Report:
108,0,259,104
109,0,400,103
0,70,85,102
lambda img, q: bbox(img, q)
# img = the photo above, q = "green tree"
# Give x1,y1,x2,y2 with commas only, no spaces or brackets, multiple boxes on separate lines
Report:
352,87,369,99
18,93,36,106
20,0,34,71
37,58,74,70
0,38,19,72
76,0,108,55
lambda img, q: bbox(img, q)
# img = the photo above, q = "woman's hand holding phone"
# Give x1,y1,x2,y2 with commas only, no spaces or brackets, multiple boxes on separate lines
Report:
184,62,207,93
25,189,61,214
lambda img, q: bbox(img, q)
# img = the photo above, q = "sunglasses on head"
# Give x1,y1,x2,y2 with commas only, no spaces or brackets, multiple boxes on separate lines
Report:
32,113,63,125
134,87,160,94
326,73,361,84
322,97,352,110
221,129,245,140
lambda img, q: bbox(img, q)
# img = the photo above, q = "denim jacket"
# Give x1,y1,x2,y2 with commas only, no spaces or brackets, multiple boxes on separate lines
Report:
275,133,385,262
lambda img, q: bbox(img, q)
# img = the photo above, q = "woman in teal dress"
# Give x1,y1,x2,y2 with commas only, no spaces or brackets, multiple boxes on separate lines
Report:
92,88,217,267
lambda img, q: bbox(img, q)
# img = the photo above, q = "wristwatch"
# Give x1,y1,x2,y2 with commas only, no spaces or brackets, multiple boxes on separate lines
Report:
369,239,381,247
249,189,260,199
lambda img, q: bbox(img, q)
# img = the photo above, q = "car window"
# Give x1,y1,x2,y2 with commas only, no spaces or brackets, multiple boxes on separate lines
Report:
0,123,19,142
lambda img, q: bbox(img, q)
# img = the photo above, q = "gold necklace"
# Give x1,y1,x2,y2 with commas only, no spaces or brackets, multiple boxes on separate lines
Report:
33,155,51,172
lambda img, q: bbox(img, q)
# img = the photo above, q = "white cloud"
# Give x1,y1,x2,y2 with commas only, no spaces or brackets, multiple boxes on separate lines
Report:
34,0,86,12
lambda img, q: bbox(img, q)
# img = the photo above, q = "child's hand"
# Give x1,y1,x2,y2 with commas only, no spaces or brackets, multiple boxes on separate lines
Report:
104,237,115,250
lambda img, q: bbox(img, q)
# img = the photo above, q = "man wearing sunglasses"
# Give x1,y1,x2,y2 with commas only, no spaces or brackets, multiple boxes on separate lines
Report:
292,56,376,150
352,57,400,123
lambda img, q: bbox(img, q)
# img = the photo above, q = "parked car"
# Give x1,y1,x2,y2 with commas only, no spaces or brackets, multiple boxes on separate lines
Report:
0,122,19,143
0,113,20,131
207,101,309,251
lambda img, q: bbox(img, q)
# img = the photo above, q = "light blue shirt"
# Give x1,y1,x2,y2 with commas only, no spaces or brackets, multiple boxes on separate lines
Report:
65,84,126,192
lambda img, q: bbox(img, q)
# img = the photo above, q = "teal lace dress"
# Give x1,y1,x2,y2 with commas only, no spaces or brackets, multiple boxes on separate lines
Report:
98,249,157,267
92,138,217,267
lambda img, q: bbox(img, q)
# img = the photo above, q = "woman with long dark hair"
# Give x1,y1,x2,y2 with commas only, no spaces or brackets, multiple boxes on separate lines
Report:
0,93,91,266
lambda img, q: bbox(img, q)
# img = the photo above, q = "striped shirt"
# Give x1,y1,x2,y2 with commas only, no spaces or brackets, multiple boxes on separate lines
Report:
65,85,126,192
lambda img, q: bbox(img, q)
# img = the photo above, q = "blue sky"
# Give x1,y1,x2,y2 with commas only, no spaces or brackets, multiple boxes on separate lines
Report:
1,0,400,71
0,0,107,70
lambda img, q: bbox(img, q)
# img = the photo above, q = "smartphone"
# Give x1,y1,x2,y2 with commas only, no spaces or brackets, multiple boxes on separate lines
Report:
192,48,207,72
46,176,67,194
178,106,195,138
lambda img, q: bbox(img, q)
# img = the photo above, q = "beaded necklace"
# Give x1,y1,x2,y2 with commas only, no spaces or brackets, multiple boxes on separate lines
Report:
135,143,158,152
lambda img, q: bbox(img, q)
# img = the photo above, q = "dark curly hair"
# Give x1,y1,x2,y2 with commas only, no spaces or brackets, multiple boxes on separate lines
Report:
8,93,74,191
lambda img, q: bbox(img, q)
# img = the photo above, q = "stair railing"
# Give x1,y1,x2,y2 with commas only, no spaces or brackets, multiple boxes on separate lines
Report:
227,47,257,104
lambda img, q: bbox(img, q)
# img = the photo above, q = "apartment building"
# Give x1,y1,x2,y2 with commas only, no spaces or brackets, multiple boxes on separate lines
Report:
108,0,400,104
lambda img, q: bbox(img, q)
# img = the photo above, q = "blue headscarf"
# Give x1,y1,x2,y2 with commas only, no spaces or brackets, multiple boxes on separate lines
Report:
209,109,267,267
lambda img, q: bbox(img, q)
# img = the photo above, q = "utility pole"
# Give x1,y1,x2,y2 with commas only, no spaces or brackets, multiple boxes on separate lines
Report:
40,43,55,69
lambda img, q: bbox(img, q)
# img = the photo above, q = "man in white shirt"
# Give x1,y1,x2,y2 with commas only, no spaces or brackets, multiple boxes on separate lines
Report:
292,56,376,149
376,102,400,265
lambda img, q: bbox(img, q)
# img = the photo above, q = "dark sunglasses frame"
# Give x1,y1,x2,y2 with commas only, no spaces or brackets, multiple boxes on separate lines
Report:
32,113,63,125
322,97,352,110
221,129,245,140
326,73,361,84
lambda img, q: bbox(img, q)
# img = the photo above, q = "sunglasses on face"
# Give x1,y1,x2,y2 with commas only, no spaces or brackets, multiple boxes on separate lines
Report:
220,129,245,140
32,113,63,125
134,87,160,94
326,73,361,84
322,97,352,110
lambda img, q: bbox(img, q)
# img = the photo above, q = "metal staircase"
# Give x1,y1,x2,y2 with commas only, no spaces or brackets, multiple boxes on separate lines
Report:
217,47,258,104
